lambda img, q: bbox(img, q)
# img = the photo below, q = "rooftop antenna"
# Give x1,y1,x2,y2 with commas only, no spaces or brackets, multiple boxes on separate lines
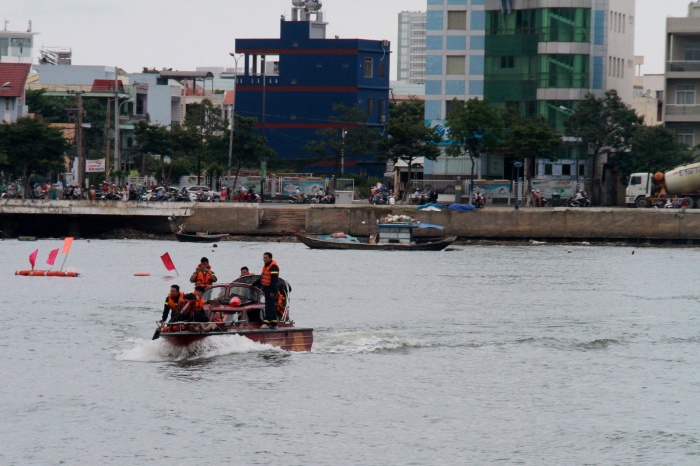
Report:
4,20,9,31
27,20,31,32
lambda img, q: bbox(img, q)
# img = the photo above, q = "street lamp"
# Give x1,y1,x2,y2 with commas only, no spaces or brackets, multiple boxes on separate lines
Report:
227,53,243,198
514,161,523,210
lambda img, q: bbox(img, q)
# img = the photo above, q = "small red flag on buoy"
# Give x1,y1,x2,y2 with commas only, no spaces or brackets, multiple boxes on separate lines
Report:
46,248,60,266
29,249,38,270
62,237,74,254
160,252,177,273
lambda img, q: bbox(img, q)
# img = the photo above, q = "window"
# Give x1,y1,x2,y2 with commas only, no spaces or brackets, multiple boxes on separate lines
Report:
677,128,694,147
445,99,464,117
379,61,386,79
364,57,373,78
578,163,585,177
685,43,700,61
500,56,514,68
561,164,571,176
630,175,642,186
367,98,375,115
676,84,695,105
544,164,553,175
446,55,466,75
447,11,467,30
379,99,387,117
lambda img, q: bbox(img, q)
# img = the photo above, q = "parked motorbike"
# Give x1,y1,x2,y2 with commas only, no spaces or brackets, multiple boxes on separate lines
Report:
289,193,308,204
565,194,590,207
472,195,485,209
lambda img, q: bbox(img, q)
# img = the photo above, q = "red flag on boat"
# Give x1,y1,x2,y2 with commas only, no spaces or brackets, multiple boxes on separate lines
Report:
62,237,74,254
46,248,60,266
160,252,176,271
29,249,38,270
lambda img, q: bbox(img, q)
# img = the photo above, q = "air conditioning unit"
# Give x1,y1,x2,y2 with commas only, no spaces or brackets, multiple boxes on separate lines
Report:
380,115,386,123
381,40,389,48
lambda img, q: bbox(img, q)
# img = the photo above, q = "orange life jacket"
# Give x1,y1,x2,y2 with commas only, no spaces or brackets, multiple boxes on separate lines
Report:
260,260,279,287
193,265,216,287
166,291,185,311
193,294,205,312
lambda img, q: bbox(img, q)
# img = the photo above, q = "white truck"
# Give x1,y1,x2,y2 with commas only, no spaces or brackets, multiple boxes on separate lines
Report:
626,161,700,208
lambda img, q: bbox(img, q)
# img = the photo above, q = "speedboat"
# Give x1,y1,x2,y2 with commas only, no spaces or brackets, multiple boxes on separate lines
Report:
155,277,313,352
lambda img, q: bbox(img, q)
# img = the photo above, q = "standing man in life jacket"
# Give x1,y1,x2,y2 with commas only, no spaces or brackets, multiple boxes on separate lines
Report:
190,257,217,288
253,252,279,329
161,284,185,323
180,286,209,331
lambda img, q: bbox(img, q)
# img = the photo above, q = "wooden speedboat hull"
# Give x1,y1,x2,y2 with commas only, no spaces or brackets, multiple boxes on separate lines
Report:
293,232,457,251
175,233,228,243
160,326,314,352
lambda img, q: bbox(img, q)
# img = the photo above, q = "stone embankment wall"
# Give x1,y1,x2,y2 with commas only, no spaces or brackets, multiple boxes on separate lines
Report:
2,201,700,241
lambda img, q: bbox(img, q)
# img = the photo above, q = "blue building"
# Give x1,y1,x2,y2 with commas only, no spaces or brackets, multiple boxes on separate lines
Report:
234,2,390,176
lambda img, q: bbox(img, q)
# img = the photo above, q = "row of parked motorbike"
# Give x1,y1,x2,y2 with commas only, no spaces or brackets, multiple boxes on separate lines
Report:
288,193,336,204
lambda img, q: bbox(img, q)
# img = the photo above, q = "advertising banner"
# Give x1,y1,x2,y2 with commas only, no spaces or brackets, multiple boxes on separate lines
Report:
85,159,106,173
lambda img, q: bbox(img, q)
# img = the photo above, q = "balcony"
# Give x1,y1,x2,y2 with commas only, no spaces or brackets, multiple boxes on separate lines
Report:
667,61,700,79
664,104,700,122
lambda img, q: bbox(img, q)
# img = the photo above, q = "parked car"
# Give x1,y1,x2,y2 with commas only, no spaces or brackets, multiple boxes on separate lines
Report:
187,186,221,202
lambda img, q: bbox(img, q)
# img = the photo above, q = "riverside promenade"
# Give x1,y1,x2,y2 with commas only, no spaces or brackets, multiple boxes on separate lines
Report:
1,199,700,243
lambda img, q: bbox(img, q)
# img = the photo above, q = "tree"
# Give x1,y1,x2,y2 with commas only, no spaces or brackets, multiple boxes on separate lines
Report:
502,111,562,192
229,115,275,190
0,118,69,197
618,125,694,180
564,89,643,204
445,98,503,185
380,97,441,197
303,104,381,177
134,122,173,183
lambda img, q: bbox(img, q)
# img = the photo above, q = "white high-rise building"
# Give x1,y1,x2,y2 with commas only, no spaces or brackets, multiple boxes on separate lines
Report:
397,11,426,84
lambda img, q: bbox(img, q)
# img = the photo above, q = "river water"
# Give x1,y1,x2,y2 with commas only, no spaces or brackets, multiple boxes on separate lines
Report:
1,239,699,465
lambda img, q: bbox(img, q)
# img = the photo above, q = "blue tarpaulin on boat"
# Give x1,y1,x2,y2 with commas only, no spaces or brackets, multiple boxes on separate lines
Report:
447,203,476,212
418,222,445,230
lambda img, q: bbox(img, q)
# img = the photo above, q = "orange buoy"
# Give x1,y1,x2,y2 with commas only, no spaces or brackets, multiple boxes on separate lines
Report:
133,273,151,276
15,270,79,277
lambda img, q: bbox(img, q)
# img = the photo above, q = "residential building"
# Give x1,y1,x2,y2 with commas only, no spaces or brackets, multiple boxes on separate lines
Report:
0,25,36,64
234,1,391,175
424,0,635,187
633,56,663,127
0,63,31,122
398,11,427,84
664,1,700,147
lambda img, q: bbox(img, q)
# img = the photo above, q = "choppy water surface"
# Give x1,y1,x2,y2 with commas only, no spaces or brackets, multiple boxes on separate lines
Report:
1,239,699,465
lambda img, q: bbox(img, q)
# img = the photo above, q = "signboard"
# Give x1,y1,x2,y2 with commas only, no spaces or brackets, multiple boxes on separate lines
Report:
85,158,106,173
425,120,451,146
471,181,511,199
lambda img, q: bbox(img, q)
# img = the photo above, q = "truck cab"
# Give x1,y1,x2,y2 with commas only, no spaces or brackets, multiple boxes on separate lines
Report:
626,173,653,208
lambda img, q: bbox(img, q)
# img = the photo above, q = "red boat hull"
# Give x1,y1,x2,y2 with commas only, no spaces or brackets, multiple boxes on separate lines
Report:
160,326,313,352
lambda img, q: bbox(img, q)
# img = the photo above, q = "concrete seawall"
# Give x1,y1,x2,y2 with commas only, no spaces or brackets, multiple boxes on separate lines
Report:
1,200,699,242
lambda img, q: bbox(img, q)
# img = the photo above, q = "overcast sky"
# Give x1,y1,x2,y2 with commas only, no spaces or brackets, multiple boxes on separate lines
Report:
2,0,691,78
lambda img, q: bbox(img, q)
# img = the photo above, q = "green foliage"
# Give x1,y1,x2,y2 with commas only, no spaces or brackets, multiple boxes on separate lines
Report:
381,97,441,195
25,89,72,123
445,98,503,181
564,90,643,203
303,104,381,176
502,112,562,161
0,118,69,196
618,125,694,179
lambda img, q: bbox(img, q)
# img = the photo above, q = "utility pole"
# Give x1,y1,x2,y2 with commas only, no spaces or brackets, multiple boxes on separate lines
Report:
105,97,111,183
76,92,85,191
114,71,120,184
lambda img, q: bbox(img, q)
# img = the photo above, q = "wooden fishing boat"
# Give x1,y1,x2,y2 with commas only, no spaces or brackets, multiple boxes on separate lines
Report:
155,278,312,352
174,232,229,243
293,218,456,251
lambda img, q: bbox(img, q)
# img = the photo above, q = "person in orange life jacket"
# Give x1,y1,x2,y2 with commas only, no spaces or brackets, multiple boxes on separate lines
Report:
180,286,209,332
161,284,185,323
252,252,279,329
202,311,224,332
190,257,217,287
238,266,254,279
